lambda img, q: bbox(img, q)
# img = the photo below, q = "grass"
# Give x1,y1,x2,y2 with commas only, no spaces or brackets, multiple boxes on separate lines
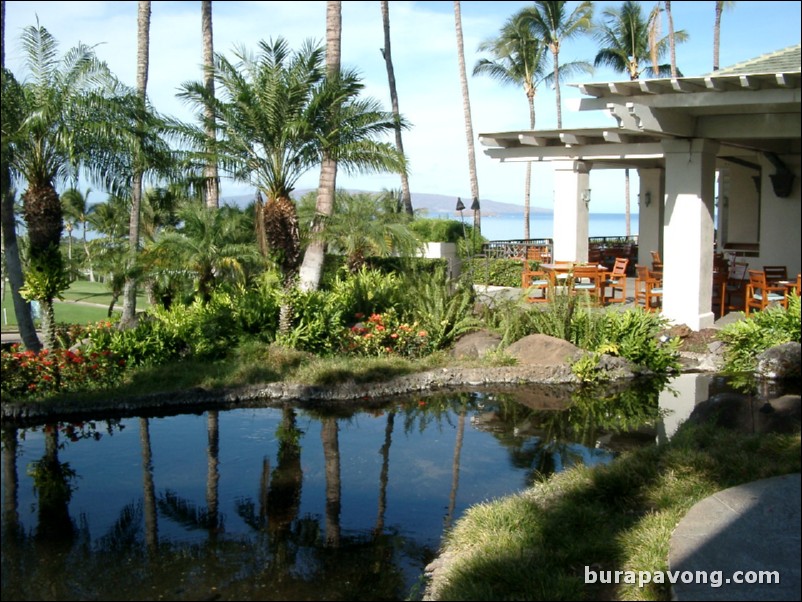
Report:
427,423,801,601
2,279,147,330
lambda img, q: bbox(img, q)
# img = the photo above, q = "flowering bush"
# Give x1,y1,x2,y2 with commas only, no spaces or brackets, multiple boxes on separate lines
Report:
1,344,126,399
341,309,431,358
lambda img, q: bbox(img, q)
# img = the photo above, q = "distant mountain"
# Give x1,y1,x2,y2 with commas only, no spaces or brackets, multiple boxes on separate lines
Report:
221,189,551,216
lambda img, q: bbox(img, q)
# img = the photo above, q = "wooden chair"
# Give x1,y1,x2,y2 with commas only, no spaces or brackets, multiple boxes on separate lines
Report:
711,265,728,318
570,265,603,304
635,264,663,312
602,257,629,304
726,260,749,313
763,265,788,285
745,270,787,316
523,269,550,303
650,250,663,274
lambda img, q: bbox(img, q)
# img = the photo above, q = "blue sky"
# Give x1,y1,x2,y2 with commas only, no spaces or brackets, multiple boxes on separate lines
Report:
4,1,801,213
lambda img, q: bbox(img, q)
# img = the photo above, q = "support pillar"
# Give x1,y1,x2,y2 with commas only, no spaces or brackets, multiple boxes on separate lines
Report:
637,168,664,268
661,139,719,330
552,160,591,263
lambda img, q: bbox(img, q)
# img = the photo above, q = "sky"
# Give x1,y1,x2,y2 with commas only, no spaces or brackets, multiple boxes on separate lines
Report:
4,1,801,214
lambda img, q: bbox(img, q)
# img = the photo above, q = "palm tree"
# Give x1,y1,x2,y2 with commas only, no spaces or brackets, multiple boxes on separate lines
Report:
525,0,594,128
7,23,142,349
297,190,422,273
713,2,736,71
320,415,341,547
665,1,678,78
380,0,413,216
147,203,259,303
121,0,152,327
297,1,342,293
594,1,688,235
1,65,40,351
474,9,592,239
453,0,480,234
176,37,404,294
60,187,96,280
201,0,219,209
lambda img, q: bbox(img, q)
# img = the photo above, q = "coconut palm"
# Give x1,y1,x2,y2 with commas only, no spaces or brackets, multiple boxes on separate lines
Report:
594,1,688,235
7,22,148,348
713,1,736,71
121,0,152,327
380,0,413,216
474,8,592,239
594,1,687,80
453,0,480,233
665,1,677,78
60,187,95,280
201,0,219,209
298,1,342,293
525,1,594,129
175,37,405,291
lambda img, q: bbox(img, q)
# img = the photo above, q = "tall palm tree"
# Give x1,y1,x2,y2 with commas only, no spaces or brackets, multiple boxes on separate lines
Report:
121,0,151,327
665,1,677,78
713,1,736,71
453,0,480,234
474,9,592,239
298,1,342,293
380,0,413,216
525,0,593,129
594,1,688,235
201,0,219,209
60,187,96,280
7,23,141,349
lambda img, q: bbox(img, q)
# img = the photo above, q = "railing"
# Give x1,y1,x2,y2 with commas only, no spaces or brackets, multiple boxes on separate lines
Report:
482,238,553,259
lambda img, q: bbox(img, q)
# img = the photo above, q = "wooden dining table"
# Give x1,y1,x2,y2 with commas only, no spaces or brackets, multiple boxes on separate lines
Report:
539,263,610,297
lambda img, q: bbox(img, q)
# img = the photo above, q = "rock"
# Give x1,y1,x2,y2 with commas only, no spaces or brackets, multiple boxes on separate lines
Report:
451,330,502,360
687,392,801,434
506,334,582,367
756,342,802,380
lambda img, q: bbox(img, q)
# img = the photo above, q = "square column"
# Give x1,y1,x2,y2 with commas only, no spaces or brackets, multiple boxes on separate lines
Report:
661,139,719,330
637,168,664,268
552,161,591,262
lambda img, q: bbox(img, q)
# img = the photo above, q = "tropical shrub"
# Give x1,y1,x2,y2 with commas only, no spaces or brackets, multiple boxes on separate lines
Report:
341,309,431,358
718,292,801,374
1,344,126,399
463,258,537,287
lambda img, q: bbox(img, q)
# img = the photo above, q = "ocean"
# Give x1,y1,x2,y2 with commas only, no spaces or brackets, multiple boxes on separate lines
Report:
450,212,640,242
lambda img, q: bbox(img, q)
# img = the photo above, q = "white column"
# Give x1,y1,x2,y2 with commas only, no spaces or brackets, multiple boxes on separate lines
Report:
661,139,719,330
637,168,664,268
552,160,591,262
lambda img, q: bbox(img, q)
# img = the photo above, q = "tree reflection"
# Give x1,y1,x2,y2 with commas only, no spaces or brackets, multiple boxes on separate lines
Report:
29,425,77,543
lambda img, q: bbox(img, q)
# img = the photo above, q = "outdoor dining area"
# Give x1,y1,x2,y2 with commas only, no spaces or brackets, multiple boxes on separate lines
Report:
520,246,800,317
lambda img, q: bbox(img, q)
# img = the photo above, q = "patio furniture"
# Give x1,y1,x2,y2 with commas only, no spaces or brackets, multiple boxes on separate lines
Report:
745,270,787,316
763,265,788,285
570,265,604,304
726,260,749,313
522,269,550,303
711,265,729,318
602,257,629,304
635,265,663,312
650,250,663,275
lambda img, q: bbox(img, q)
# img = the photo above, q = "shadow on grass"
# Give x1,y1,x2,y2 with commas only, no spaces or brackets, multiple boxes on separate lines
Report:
430,421,801,601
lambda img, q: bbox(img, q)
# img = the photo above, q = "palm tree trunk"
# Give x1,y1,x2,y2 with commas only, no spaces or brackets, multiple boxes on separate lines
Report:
524,93,536,240
1,185,41,352
373,411,395,535
713,2,723,71
444,407,466,531
122,0,151,327
454,1,480,234
202,0,219,209
666,1,677,78
298,1,341,292
2,427,22,541
206,410,220,537
552,45,562,128
321,416,341,547
140,417,158,554
381,1,413,216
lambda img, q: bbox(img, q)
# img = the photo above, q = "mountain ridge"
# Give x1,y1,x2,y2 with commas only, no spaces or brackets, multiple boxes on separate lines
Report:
221,189,551,216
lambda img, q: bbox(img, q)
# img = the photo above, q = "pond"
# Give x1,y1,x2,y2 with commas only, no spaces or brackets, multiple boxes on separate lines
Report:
0,374,758,601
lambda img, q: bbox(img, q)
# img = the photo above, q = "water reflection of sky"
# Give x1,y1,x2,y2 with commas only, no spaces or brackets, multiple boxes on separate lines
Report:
0,381,702,600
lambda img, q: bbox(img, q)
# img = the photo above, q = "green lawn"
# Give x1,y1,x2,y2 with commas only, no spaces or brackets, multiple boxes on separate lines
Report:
2,280,148,330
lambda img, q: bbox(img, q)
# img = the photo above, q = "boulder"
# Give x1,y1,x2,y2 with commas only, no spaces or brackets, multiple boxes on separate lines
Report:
451,330,502,360
506,334,582,367
756,342,802,380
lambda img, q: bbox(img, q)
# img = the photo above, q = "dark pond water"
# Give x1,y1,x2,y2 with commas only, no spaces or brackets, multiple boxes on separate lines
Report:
0,374,761,601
